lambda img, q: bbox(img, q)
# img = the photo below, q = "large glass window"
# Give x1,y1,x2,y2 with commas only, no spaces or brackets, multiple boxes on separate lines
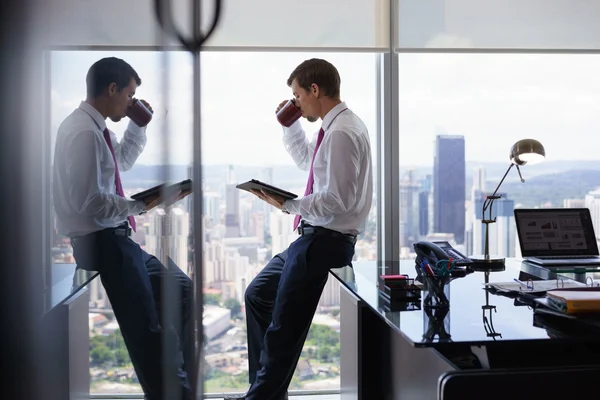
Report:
199,52,378,393
398,53,600,260
50,50,379,396
50,50,194,394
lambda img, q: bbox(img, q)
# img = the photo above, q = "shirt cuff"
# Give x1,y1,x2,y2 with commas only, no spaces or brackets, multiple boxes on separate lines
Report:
282,120,303,137
283,199,301,215
128,200,147,216
127,120,148,135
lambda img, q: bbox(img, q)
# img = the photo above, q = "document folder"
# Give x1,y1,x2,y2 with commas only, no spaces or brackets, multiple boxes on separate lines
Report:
546,288,600,314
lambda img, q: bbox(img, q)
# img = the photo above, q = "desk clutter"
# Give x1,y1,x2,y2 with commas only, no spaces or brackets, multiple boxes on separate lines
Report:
378,274,421,311
485,276,600,334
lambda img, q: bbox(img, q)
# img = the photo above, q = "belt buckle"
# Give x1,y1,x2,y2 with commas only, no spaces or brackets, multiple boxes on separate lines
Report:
126,228,132,237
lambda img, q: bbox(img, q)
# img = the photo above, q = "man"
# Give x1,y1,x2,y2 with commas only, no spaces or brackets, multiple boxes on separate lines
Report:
227,58,373,400
53,57,193,400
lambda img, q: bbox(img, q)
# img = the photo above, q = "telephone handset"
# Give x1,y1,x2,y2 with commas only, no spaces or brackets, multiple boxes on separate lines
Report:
413,241,472,266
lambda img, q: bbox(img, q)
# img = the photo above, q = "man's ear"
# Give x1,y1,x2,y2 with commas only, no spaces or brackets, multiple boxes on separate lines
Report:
311,83,320,98
107,82,118,96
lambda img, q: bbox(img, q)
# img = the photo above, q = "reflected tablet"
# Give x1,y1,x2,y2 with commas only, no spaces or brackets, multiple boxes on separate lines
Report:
131,179,192,201
236,179,298,200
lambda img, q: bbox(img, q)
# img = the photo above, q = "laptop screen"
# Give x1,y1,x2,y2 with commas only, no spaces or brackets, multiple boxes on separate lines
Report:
514,208,599,257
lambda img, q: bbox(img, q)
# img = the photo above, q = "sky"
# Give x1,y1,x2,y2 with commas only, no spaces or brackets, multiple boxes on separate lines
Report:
50,51,600,168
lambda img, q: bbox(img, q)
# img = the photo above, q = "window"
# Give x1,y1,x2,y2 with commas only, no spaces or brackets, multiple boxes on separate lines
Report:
398,53,600,259
50,50,379,396
200,52,378,393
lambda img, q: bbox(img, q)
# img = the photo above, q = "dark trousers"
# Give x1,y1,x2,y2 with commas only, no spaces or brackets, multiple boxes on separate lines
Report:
71,229,193,400
244,233,355,400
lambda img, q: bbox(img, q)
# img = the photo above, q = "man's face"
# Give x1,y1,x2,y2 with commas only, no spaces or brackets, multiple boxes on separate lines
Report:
107,78,137,122
291,78,319,122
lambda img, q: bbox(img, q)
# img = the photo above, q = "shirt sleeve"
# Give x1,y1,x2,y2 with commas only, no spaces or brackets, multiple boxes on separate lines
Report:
112,121,147,172
65,130,146,218
282,120,317,171
283,130,361,219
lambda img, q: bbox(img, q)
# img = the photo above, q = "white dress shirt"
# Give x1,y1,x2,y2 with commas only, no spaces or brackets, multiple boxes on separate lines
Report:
53,101,147,237
282,102,373,236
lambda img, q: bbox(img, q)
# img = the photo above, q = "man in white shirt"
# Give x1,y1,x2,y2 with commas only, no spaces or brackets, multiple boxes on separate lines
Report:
53,57,192,400
227,59,373,400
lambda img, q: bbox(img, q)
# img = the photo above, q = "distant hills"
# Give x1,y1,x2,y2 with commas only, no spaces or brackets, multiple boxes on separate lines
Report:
122,161,600,207
501,169,600,207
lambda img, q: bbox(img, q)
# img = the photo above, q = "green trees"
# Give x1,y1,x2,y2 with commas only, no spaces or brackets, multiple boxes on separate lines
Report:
90,330,130,367
224,298,242,317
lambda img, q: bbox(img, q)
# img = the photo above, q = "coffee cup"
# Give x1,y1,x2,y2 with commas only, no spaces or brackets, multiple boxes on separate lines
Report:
126,99,153,127
276,99,302,127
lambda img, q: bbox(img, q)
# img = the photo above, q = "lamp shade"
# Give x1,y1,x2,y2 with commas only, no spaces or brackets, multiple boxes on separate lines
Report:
510,139,545,166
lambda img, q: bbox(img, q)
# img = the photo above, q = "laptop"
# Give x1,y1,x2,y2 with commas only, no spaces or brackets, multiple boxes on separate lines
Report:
514,208,600,266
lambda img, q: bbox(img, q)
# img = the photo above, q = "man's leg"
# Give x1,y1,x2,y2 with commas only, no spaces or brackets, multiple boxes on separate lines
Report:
143,253,194,379
73,233,191,400
244,235,354,400
244,249,288,384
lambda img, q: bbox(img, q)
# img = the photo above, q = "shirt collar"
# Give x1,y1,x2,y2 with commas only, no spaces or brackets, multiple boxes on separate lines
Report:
78,101,107,131
321,101,348,132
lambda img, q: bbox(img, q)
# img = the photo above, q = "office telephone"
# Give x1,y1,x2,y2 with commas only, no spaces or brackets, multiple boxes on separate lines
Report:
413,241,473,267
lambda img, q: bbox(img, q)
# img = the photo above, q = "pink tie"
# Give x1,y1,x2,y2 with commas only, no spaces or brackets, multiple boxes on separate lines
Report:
293,128,325,231
103,128,136,232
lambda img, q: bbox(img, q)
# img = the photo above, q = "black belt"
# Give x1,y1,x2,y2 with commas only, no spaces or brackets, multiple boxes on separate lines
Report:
71,224,131,245
297,222,357,245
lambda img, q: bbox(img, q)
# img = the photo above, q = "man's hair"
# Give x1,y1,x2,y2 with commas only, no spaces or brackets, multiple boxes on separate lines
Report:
86,57,141,98
287,58,341,100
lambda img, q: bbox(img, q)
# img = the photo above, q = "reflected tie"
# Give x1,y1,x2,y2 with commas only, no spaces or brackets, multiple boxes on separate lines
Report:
293,127,325,231
103,128,136,232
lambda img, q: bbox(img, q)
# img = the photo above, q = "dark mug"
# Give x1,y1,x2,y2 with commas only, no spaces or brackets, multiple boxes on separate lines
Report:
276,99,302,127
126,99,153,127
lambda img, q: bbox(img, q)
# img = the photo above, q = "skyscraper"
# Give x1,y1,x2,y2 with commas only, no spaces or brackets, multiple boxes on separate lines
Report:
224,165,241,237
433,135,466,244
418,174,432,237
146,207,190,274
471,191,515,257
399,169,420,247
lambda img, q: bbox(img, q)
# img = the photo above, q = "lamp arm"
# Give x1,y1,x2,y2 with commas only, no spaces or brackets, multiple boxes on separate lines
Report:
482,163,515,214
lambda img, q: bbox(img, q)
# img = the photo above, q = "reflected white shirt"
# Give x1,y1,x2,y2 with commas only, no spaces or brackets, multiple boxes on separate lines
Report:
282,102,373,236
53,101,147,237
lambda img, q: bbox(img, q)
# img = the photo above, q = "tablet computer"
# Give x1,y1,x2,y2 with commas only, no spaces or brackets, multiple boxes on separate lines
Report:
236,179,298,200
131,179,192,201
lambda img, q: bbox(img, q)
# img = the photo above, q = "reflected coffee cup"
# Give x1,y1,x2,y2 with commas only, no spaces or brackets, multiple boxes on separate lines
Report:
276,99,302,127
126,99,153,127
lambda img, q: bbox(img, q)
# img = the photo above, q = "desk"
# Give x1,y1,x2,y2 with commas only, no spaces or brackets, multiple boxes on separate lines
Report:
41,264,98,400
330,259,600,400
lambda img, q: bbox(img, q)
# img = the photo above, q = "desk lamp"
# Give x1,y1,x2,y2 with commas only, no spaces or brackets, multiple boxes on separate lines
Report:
470,139,545,271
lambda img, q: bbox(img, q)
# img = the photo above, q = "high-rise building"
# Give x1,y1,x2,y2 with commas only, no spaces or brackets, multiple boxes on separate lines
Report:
471,191,515,257
270,211,296,255
466,167,486,255
564,198,585,208
433,135,466,243
472,167,486,198
203,191,221,225
418,174,432,237
146,207,190,274
585,188,600,239
224,165,241,237
399,169,420,248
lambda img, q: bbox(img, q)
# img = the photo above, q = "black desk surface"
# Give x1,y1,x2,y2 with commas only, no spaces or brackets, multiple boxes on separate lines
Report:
329,258,600,347
45,264,98,313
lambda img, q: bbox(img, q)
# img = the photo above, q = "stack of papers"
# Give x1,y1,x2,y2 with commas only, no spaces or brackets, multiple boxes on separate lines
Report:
485,280,587,294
